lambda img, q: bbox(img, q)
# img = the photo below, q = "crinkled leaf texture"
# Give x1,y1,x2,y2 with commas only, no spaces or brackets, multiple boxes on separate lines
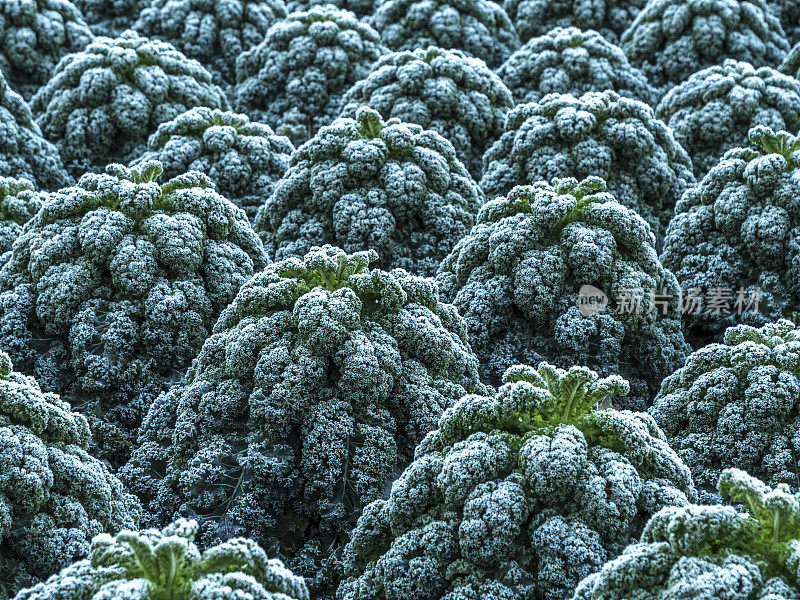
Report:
651,319,800,502
134,108,294,222
0,177,49,255
340,45,514,180
370,0,519,68
338,362,696,600
661,126,800,342
287,0,375,17
0,0,93,100
15,518,309,600
73,0,150,36
0,68,71,191
0,350,139,600
574,469,800,600
0,161,267,468
438,176,690,410
621,0,790,94
31,30,229,178
255,107,484,277
234,5,384,146
120,244,486,599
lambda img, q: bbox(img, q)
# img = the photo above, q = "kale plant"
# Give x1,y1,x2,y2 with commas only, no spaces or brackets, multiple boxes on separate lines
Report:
0,350,139,600
651,319,800,502
480,91,695,244
438,177,690,410
16,519,309,600
134,108,294,222
0,161,267,468
339,46,514,180
255,108,483,277
339,362,695,600
661,126,800,342
234,5,384,145
621,0,790,94
657,59,800,179
496,27,656,107
31,30,228,178
575,469,800,600
121,244,486,598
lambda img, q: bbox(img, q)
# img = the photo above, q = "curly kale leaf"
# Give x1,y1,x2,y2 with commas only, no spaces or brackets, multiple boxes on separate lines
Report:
16,518,309,600
255,107,484,277
234,5,384,145
370,0,519,68
134,108,294,222
0,161,267,467
339,362,695,600
340,45,514,180
438,176,690,410
31,30,228,178
481,91,695,245
661,125,800,341
574,469,800,600
0,350,139,600
121,245,485,598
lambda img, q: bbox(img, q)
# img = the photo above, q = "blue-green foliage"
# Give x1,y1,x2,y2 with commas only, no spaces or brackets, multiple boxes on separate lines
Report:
575,469,800,599
15,519,309,600
121,245,486,598
0,350,139,600
339,362,695,600
438,176,689,410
